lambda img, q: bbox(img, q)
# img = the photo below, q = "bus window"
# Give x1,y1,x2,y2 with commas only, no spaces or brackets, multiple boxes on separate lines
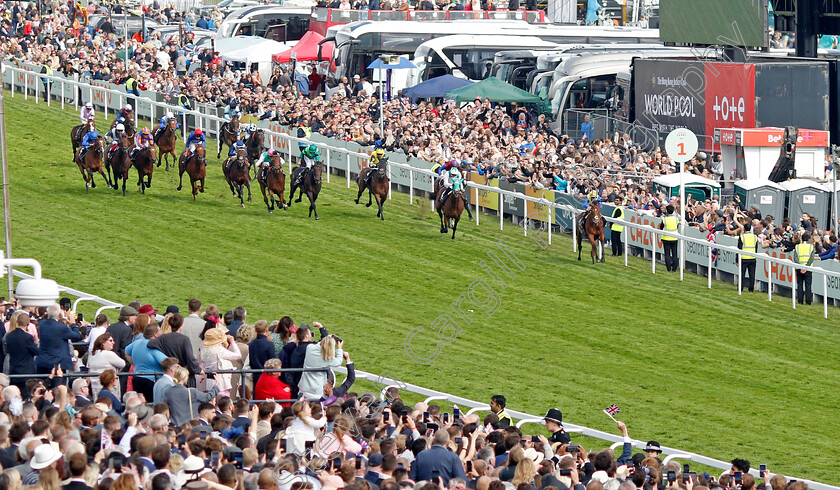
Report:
265,24,287,42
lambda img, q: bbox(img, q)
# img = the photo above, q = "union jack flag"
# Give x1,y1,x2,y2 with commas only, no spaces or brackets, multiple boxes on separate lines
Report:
604,404,621,416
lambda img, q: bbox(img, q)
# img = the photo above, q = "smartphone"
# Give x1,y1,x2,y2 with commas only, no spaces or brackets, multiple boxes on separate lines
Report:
455,437,463,445
432,470,440,481
531,436,538,443
333,458,341,470
427,423,439,431
305,441,315,450
759,465,766,477
560,469,571,477
113,459,123,473
423,411,430,421
355,458,362,470
683,473,690,484
76,313,83,323
402,409,408,423
210,451,220,467
683,465,690,474
469,423,476,432
453,408,460,418
734,472,742,485
233,453,244,470
668,471,676,483
177,434,186,445
383,411,389,422
466,461,473,472
199,429,208,439
443,413,449,423
280,439,287,452
567,445,579,453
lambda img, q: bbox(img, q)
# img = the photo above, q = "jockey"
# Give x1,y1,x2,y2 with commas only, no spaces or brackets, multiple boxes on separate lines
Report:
79,102,95,125
185,128,206,158
241,123,257,141
79,128,101,160
115,104,133,125
155,112,176,143
364,148,386,185
293,144,319,186
228,135,246,158
438,166,464,207
580,190,601,228
224,102,241,122
105,123,126,153
130,127,153,160
256,148,279,182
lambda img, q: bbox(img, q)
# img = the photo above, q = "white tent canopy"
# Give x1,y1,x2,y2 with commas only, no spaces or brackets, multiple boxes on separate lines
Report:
220,38,290,65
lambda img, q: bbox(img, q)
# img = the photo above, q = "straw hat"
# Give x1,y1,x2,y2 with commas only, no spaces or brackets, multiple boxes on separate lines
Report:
203,328,225,347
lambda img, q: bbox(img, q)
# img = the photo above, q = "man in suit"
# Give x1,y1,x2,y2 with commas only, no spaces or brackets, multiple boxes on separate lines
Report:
248,322,275,386
108,305,136,394
62,453,92,490
148,314,202,386
153,357,179,404
227,306,246,337
71,379,93,409
181,298,205,358
35,305,81,385
410,430,468,484
5,313,38,396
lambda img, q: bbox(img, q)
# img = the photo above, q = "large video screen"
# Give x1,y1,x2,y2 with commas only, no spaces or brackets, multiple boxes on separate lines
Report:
659,0,768,48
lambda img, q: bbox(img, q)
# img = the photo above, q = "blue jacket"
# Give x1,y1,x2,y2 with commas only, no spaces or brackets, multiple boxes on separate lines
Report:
819,243,837,260
35,318,81,370
229,141,246,156
82,131,101,147
186,131,205,147
248,334,275,386
227,320,243,337
410,445,467,485
5,328,38,375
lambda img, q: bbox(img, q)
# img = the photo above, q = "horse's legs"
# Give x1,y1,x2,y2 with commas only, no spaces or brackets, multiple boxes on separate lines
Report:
287,184,296,207
200,178,205,193
577,233,583,261
308,192,319,220
451,217,459,239
376,194,384,220
438,208,446,233
122,172,127,197
262,185,272,213
245,181,252,202
89,170,96,189
355,179,366,204
177,165,185,191
366,187,373,207
156,149,162,168
146,170,152,189
99,169,111,189
237,184,245,207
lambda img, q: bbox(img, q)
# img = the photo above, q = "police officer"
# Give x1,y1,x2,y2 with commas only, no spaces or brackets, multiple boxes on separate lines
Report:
793,232,815,305
543,408,570,444
177,93,192,111
738,222,758,292
125,72,139,110
659,204,679,272
40,60,54,103
611,196,624,256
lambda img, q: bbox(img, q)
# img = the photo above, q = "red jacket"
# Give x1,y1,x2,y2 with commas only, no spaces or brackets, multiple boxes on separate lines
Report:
254,374,292,406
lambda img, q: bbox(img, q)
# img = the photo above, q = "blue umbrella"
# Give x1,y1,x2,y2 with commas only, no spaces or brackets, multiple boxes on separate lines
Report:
402,75,474,100
367,57,416,70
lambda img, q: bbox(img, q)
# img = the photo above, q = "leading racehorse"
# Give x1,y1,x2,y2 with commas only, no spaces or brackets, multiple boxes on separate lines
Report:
223,148,252,207
75,136,110,194
355,157,389,221
106,133,133,196
577,206,606,263
133,146,157,194
217,117,240,159
258,153,286,214
155,118,178,170
177,146,207,201
289,161,322,220
435,185,466,239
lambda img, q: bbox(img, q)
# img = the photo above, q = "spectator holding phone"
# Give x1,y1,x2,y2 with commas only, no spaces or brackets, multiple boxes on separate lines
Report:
410,429,468,484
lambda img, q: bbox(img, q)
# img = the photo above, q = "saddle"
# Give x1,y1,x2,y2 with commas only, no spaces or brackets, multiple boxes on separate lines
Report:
106,143,120,161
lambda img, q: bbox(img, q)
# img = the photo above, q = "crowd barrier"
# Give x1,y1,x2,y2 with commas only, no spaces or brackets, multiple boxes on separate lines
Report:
6,265,838,490
5,62,840,318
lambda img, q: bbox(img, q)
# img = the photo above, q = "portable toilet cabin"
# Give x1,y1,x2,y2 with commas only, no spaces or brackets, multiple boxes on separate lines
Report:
780,179,830,226
733,179,786,221
653,174,721,202
822,181,840,230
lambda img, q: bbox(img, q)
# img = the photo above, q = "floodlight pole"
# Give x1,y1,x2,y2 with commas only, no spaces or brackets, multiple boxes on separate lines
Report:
0,66,14,299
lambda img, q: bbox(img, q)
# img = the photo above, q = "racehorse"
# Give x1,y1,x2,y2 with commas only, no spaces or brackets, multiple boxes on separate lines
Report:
177,146,207,202
577,206,606,263
70,121,94,157
435,186,465,239
75,136,110,194
245,129,265,178
258,153,286,214
217,117,240,159
110,117,136,139
155,118,178,171
289,161,322,220
133,146,157,194
223,148,252,207
106,133,133,196
355,156,389,221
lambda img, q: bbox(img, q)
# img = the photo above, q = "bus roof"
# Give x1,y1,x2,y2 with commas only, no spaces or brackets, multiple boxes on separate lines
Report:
334,20,657,39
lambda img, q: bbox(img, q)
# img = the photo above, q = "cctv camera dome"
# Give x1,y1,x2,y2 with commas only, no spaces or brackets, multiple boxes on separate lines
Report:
15,277,60,307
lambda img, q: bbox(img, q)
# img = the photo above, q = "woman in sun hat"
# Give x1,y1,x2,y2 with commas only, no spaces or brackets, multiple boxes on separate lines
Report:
199,327,240,396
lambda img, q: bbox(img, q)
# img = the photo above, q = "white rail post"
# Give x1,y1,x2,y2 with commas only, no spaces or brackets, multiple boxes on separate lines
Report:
10,68,14,97
768,257,773,301
572,214,577,253
792,265,797,309
74,80,78,109
60,79,64,109
547,205,552,245
409,168,414,204
24,71,28,100
88,87,92,108
474,186,479,226
387,163,392,199
738,254,743,295
325,150,330,183
499,192,503,230
288,140,293,174
34,74,38,103
708,244,713,289
346,153,351,188
624,226,628,266
46,77,50,107
679,236,684,281
523,197,527,237
652,230,656,274
823,272,828,318
182,113,187,140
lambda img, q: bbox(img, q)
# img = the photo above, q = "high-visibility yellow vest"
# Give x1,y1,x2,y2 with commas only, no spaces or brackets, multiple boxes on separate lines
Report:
126,77,137,92
741,232,757,259
796,243,814,264
612,206,624,232
662,215,679,241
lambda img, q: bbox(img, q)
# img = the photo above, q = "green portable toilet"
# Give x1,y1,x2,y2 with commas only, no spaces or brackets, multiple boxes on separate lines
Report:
652,174,721,202
734,179,785,222
780,179,830,227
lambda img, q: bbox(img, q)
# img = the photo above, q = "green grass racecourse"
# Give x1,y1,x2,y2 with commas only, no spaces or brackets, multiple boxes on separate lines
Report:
4,91,840,483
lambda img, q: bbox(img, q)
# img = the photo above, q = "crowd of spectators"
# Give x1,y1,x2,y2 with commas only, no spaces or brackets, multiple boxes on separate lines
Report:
0,296,806,490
